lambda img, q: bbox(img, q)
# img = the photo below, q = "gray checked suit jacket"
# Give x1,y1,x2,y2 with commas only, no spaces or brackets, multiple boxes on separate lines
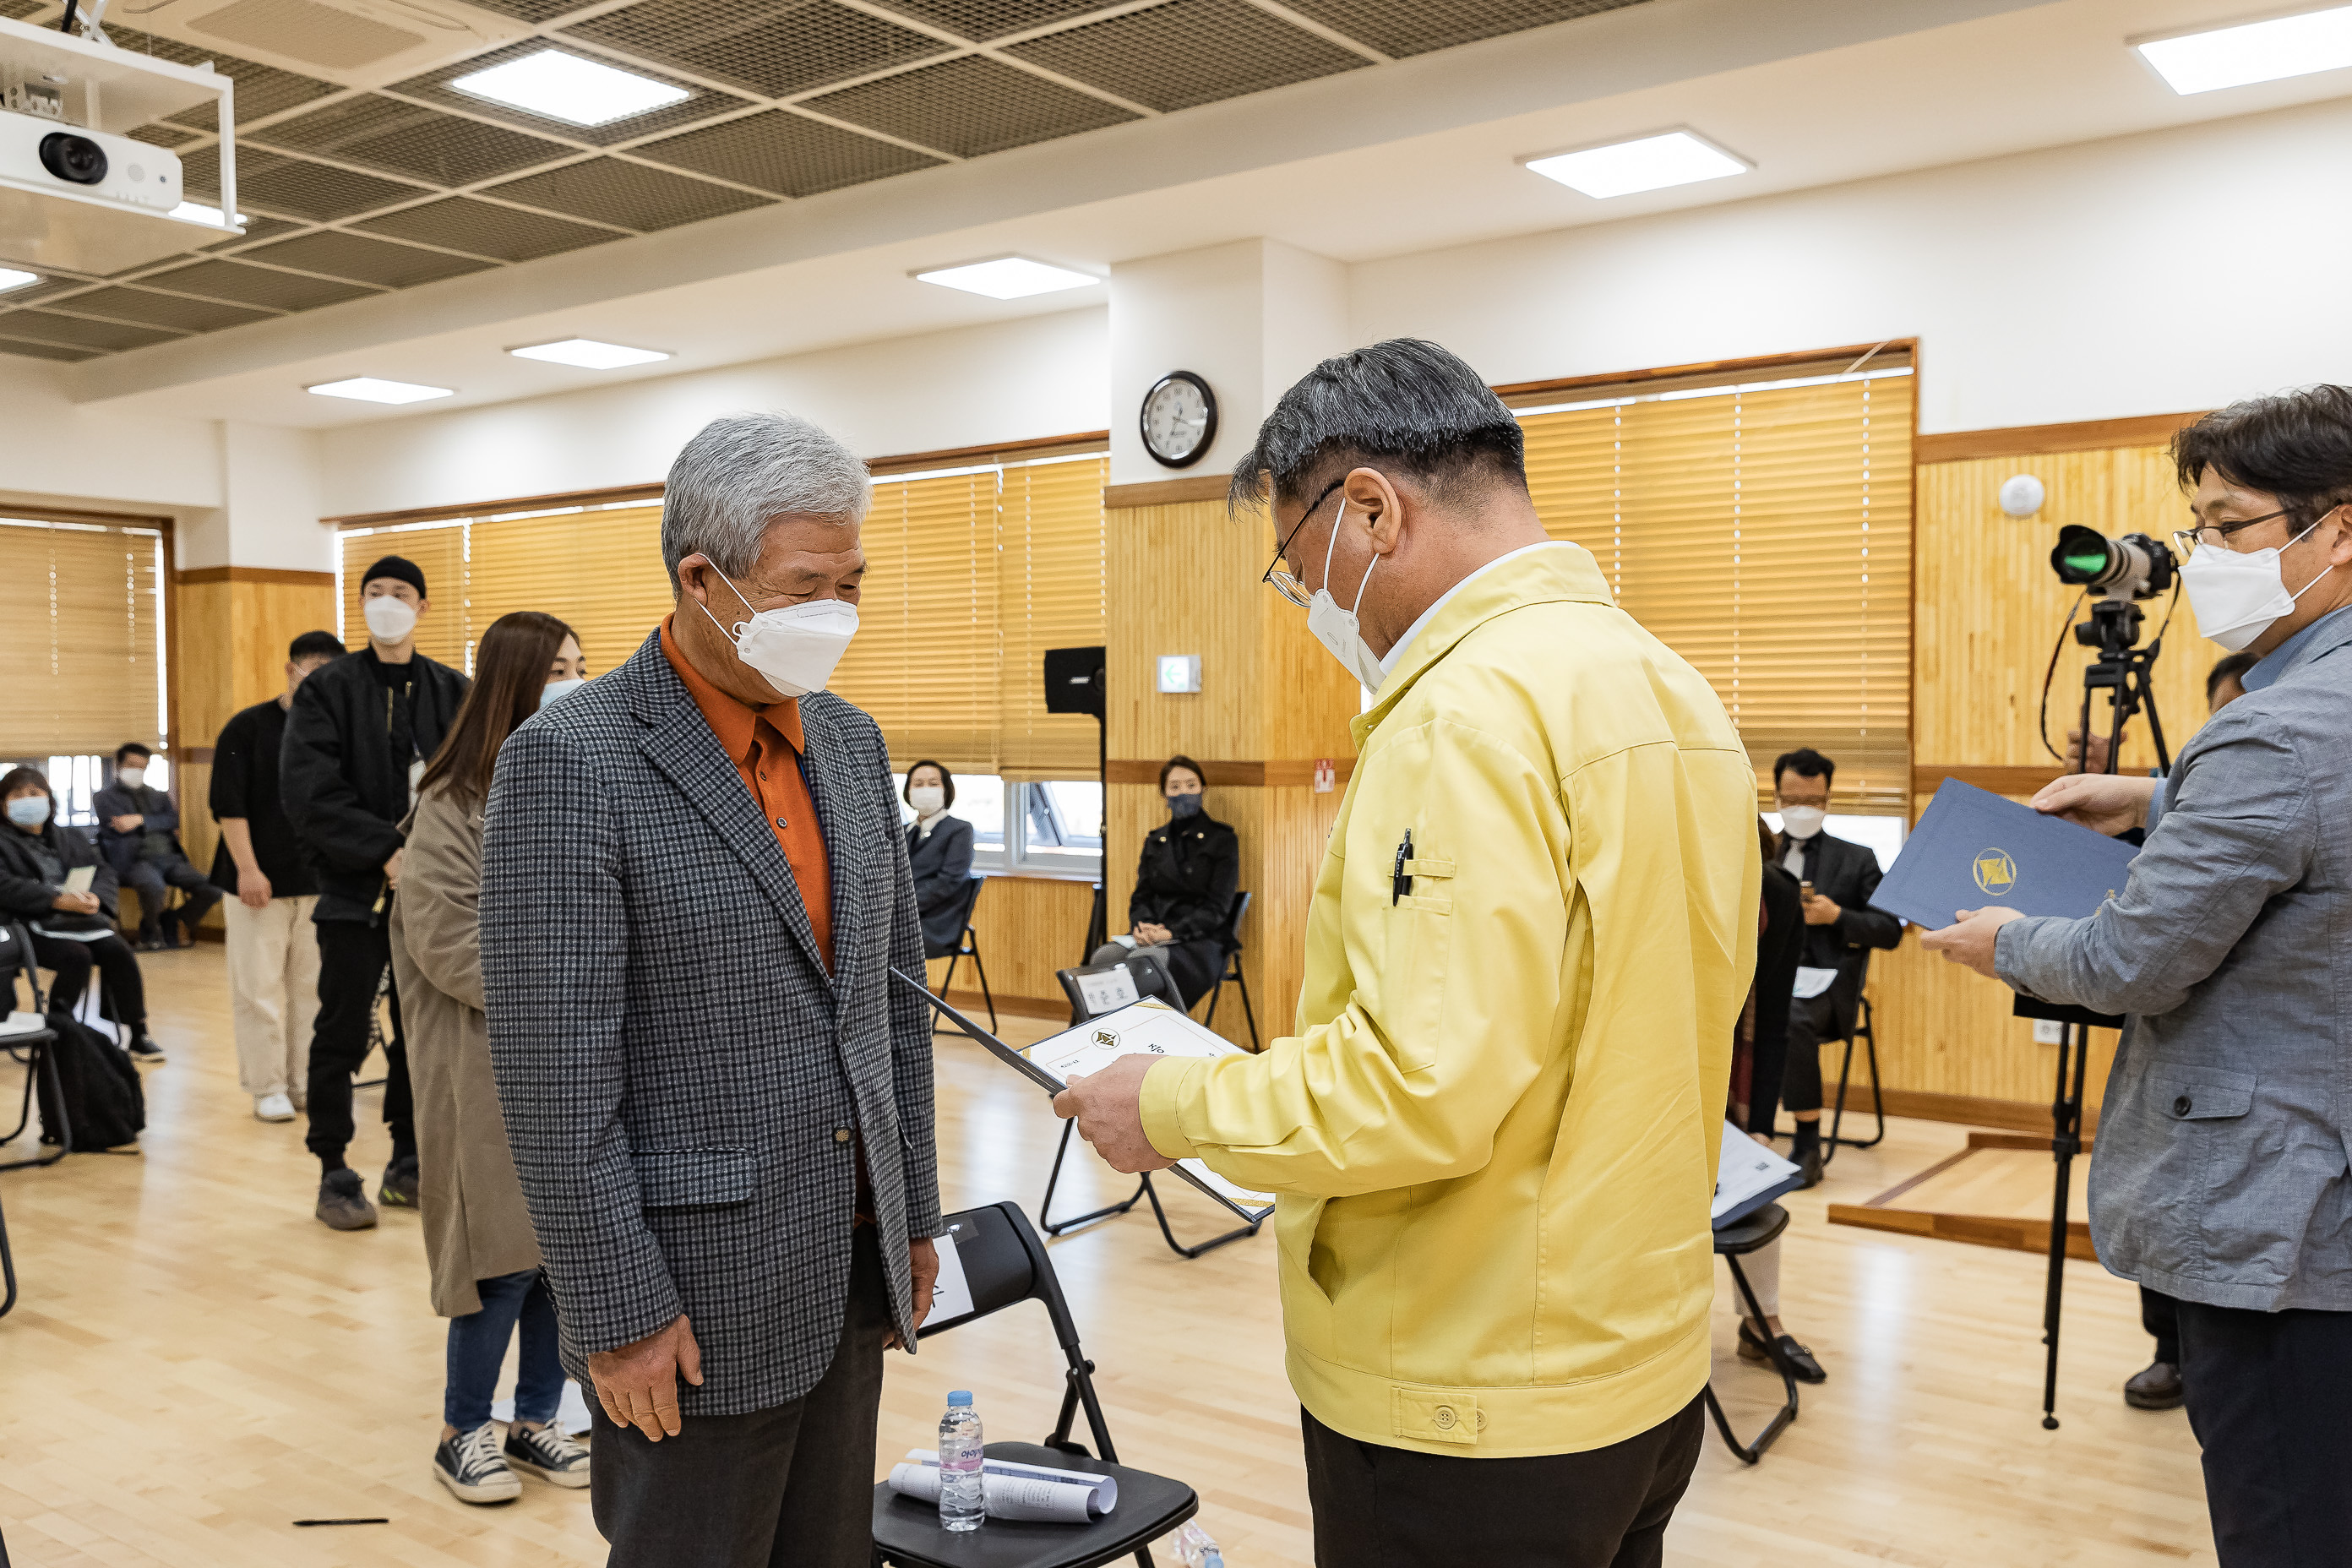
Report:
1997,609,2352,1313
480,627,942,1415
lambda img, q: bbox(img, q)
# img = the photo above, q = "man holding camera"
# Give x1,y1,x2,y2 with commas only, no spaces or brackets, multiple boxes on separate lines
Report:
1926,387,2352,1567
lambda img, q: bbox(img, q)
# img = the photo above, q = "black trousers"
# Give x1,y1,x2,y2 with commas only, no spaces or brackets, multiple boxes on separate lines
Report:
590,1225,891,1568
1778,992,1837,1117
122,856,220,939
2175,1298,2352,1566
304,917,412,1163
31,931,145,1031
1302,1394,1704,1568
2142,1284,2180,1365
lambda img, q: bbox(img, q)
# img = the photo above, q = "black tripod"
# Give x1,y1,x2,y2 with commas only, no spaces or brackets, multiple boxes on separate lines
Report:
2018,593,2172,1428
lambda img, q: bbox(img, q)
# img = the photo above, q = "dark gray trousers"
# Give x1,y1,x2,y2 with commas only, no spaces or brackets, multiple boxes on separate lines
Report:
2175,1298,2352,1567
590,1226,891,1568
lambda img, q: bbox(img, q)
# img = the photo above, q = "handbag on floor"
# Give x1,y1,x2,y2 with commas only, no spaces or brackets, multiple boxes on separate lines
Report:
40,1011,145,1152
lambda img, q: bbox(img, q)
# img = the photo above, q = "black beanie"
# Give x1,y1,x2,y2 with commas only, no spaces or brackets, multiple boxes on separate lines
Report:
361,554,427,599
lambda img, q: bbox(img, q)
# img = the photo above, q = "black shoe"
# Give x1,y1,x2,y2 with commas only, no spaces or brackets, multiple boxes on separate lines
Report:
379,1155,420,1210
1796,1142,1825,1189
316,1168,378,1231
135,933,168,952
2123,1359,2184,1409
1738,1319,1827,1383
125,1032,166,1063
433,1422,520,1505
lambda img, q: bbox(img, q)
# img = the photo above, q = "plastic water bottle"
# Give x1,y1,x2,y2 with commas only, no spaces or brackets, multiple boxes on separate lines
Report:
938,1391,984,1532
1174,1521,1226,1567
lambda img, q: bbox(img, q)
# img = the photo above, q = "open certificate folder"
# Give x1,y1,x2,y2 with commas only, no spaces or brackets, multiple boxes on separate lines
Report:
890,973,1278,1224
887,1451,1117,1523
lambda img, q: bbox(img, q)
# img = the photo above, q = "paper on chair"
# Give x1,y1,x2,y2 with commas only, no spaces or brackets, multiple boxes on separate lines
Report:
1791,966,1838,1000
890,1451,1119,1523
927,1228,976,1326
62,867,93,895
1073,966,1139,1015
1713,1121,1804,1230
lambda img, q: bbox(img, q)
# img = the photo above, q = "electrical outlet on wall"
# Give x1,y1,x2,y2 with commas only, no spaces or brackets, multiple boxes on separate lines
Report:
2033,1018,2065,1045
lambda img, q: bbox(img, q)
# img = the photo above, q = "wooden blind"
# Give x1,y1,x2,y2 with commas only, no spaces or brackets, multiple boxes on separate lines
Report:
1516,366,1913,813
467,505,670,672
341,522,470,669
997,455,1107,780
0,519,166,756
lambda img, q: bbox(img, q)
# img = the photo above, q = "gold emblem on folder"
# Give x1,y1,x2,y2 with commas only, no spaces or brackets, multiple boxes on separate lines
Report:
1092,1029,1118,1048
1973,848,2017,896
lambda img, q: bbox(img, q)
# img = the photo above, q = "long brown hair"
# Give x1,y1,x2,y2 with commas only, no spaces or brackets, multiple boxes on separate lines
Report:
418,611,577,808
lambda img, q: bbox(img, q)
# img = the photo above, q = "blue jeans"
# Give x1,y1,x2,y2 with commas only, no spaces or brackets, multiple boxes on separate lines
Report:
445,1267,564,1430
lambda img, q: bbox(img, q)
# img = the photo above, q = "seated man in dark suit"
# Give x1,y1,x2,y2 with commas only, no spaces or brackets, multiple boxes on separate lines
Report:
95,742,223,950
1762,747,1900,1185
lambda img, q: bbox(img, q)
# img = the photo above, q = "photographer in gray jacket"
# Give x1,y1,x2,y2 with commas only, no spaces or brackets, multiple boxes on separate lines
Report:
1925,386,2352,1568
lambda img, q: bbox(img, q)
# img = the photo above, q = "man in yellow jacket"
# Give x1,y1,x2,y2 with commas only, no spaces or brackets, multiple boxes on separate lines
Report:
1059,340,1759,1565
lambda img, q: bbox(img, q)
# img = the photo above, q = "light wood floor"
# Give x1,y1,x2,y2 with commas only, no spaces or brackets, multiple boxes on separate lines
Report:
0,948,2215,1566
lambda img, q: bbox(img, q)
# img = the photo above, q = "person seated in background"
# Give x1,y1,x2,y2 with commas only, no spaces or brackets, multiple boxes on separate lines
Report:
0,766,161,1060
902,760,975,957
392,611,591,1508
1086,754,1238,1010
1763,747,1901,1186
95,742,222,951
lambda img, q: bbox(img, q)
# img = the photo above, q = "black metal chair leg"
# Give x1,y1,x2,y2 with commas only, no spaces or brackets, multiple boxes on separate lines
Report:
1040,1119,1146,1236
1234,971,1260,1051
1203,976,1222,1026
0,1179,16,1320
1138,1173,1264,1260
969,938,997,1033
0,1041,67,1173
1704,1254,1800,1463
1825,1003,1887,1157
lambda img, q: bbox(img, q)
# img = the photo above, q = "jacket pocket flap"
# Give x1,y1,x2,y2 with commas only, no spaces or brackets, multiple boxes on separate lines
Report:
2153,1079,2251,1121
1391,1387,1480,1446
631,1148,760,1208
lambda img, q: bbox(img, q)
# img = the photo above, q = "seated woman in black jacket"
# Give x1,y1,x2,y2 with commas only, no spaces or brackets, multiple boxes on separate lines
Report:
0,766,160,1060
903,760,976,957
1087,755,1238,1010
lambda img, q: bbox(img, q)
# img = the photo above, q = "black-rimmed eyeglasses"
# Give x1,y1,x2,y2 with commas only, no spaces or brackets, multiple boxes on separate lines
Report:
1260,476,1347,608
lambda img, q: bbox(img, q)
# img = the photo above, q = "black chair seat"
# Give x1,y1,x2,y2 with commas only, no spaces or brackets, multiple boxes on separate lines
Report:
873,1441,1197,1568
1712,1201,1791,1255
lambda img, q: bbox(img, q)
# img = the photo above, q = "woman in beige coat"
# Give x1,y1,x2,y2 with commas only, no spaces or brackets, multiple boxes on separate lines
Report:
393,610,592,1507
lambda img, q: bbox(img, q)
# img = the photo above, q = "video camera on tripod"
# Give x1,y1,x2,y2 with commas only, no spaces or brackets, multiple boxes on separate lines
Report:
2042,524,2180,776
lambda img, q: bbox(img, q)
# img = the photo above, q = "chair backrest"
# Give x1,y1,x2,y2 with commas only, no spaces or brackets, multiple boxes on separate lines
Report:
0,922,45,1014
1217,890,1252,954
952,874,987,934
1056,954,1179,1022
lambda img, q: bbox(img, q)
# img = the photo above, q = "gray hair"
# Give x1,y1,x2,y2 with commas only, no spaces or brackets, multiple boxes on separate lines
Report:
661,411,872,588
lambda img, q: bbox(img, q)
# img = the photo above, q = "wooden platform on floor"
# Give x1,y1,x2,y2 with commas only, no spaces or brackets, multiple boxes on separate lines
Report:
0,948,2213,1565
1829,1130,2099,1261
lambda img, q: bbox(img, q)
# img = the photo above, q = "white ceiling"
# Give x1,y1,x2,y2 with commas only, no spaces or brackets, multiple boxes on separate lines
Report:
63,0,2352,425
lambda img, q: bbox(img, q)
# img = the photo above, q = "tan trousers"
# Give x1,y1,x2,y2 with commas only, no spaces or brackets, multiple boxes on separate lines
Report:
224,895,320,1098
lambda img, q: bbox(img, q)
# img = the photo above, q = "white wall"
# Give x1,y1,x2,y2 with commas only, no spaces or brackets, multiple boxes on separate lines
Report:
314,307,1109,519
1355,95,2352,434
0,362,222,517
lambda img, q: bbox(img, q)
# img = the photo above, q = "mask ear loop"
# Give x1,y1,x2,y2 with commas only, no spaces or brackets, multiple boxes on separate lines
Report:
2285,506,2345,603
1319,498,1380,615
693,561,760,640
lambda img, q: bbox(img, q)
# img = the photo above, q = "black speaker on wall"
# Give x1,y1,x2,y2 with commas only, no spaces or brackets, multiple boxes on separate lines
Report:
1043,646,1105,717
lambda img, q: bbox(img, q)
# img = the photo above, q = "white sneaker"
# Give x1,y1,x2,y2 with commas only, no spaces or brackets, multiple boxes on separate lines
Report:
433,1421,521,1505
253,1092,296,1122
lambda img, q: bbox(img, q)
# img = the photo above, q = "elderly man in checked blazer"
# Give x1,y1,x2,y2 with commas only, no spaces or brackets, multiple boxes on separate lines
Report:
481,411,942,1567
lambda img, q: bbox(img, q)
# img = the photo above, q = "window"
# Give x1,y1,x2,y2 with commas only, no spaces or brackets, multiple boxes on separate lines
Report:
891,771,1102,877
0,516,169,762
1512,358,1913,814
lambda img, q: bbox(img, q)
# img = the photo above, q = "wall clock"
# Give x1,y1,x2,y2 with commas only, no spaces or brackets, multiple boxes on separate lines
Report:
1140,370,1217,469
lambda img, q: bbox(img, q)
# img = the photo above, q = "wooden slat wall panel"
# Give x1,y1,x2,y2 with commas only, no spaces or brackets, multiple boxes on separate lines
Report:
922,874,1097,1015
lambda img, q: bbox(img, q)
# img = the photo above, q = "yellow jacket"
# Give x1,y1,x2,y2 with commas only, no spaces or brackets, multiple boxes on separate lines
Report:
1140,543,1758,1457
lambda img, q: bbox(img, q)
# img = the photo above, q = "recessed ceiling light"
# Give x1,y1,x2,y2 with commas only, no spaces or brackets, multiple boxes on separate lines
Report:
1521,130,1750,199
451,49,688,127
308,377,454,406
913,257,1101,300
0,269,36,293
509,337,672,369
169,201,245,227
2136,5,2352,94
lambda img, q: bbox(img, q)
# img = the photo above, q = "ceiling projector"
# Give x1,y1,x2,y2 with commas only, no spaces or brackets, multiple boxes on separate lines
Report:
0,106,179,213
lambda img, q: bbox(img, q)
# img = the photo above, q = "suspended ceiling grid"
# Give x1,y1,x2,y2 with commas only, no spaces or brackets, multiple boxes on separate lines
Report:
0,0,1652,363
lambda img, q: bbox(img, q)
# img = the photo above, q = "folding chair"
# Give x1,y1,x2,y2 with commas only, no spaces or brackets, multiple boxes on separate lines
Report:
1701,1202,1801,1464
871,1201,1198,1568
928,876,996,1036
1822,994,1885,1166
1198,891,1258,1050
0,921,65,1173
1038,959,1265,1260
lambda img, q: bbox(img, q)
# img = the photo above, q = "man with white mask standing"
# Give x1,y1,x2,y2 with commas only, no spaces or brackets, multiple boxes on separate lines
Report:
480,411,941,1567
1057,340,1759,1565
1926,387,2352,1567
283,556,470,1230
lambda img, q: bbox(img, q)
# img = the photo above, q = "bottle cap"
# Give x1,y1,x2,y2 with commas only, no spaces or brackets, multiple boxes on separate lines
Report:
947,1391,973,1407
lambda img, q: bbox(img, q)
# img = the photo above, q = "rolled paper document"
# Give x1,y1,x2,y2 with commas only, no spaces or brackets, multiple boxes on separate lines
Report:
888,1451,1119,1524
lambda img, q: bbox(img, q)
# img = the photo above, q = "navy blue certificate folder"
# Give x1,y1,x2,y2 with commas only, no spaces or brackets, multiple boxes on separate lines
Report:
1874,777,2140,931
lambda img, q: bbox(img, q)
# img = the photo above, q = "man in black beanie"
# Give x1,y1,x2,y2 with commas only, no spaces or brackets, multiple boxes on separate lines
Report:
281,555,470,1230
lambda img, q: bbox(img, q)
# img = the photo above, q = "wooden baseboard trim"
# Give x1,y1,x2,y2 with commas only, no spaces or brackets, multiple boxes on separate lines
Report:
1870,1086,2100,1138
1912,764,2065,798
1827,1202,2099,1261
1104,476,1230,509
1105,757,1353,788
939,989,1064,1022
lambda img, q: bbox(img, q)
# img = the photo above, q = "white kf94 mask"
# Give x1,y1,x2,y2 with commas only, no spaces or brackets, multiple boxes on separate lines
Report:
697,566,859,697
1306,501,1389,690
2180,514,2339,654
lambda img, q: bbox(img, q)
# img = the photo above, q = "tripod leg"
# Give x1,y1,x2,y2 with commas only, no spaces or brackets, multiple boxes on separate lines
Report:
2040,1022,2088,1429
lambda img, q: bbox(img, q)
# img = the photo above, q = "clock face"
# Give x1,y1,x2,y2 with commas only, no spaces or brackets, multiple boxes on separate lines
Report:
1141,372,1216,467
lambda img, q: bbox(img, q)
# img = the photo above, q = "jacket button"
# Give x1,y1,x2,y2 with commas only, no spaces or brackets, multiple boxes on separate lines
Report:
834,1128,852,1144
2172,1095,2192,1117
1432,1405,1456,1429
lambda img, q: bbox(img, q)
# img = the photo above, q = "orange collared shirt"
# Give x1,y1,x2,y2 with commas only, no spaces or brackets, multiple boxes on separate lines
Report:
660,615,834,973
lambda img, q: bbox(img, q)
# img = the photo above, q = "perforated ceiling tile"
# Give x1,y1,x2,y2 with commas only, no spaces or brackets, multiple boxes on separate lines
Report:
0,0,46,19
458,0,603,21
1277,0,1651,58
0,335,100,362
44,286,276,332
106,27,344,128
129,124,200,149
253,95,580,187
1,311,181,351
866,0,1119,43
631,109,939,197
136,259,378,311
391,41,747,148
183,146,435,223
0,274,98,306
353,196,624,261
806,54,1135,158
482,155,771,231
1008,0,1365,112
188,0,427,71
240,231,499,287
204,215,308,251
564,0,950,101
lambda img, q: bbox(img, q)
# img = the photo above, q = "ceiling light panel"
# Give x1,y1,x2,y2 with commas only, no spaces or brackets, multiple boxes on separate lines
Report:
308,377,455,404
510,337,671,368
0,269,35,292
453,49,690,126
1522,130,1749,199
2136,5,2352,94
915,256,1098,298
